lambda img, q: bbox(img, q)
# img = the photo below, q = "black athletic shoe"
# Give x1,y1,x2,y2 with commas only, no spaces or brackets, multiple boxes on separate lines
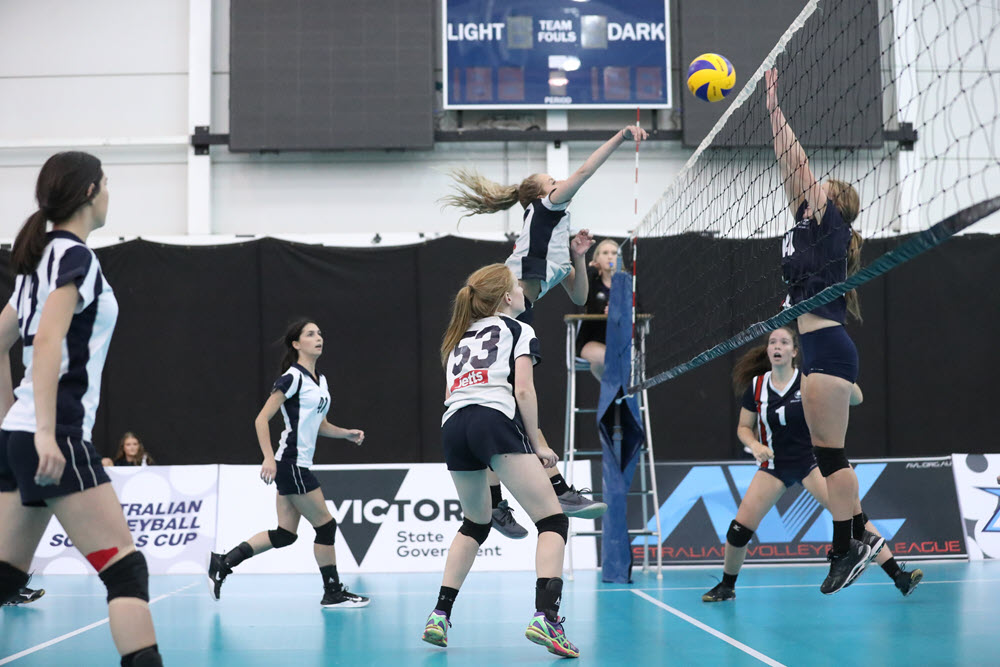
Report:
701,582,735,602
821,539,871,595
491,499,529,539
206,552,230,601
2,586,45,606
321,585,370,609
843,530,886,589
894,566,924,597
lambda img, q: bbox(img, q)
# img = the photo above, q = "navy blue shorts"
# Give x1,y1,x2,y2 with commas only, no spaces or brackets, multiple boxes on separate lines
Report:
759,456,818,489
442,405,534,471
0,430,111,507
799,325,859,383
275,459,321,496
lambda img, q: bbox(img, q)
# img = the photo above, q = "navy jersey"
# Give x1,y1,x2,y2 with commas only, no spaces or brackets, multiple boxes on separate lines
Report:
272,364,331,468
505,193,571,299
3,231,118,441
781,199,851,323
577,267,611,348
740,370,811,464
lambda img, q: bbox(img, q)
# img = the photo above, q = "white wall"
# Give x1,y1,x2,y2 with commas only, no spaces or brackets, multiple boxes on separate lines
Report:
0,0,996,244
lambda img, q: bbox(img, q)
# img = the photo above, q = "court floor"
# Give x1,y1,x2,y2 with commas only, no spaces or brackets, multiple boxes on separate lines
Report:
1,560,996,666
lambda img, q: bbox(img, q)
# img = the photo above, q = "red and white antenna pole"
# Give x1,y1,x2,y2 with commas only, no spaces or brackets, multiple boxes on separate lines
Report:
631,107,640,388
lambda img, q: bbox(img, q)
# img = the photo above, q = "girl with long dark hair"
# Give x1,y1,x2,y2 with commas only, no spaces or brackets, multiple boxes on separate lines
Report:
0,152,162,665
207,319,369,609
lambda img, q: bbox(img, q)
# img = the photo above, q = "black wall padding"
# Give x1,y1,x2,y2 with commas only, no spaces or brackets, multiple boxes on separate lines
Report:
0,234,996,464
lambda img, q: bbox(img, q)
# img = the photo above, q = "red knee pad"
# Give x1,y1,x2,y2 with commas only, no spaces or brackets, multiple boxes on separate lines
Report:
86,546,119,571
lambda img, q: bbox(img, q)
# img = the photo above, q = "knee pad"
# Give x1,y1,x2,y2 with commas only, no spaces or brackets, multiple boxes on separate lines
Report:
268,527,298,549
458,518,492,545
726,520,754,548
314,518,337,546
122,645,163,667
0,561,30,604
98,550,149,603
813,446,851,477
535,513,569,542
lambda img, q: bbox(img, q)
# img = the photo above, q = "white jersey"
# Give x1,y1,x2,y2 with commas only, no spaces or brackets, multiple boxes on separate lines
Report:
442,315,541,424
3,231,118,442
505,195,571,300
273,363,331,467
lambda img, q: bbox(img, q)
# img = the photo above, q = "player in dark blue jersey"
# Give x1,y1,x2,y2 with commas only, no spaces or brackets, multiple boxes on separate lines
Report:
207,319,370,609
702,328,923,602
767,69,882,594
0,152,161,666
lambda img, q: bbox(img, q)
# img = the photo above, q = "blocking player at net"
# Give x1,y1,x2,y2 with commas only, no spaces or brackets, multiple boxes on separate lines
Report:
767,68,882,594
701,327,922,603
422,264,578,658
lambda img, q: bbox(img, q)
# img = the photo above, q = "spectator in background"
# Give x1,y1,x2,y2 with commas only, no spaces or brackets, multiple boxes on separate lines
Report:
102,432,154,467
576,239,619,382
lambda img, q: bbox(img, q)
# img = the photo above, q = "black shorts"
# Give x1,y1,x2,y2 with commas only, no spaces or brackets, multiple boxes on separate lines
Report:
799,325,859,383
275,458,320,496
442,405,534,471
759,456,818,489
0,430,111,507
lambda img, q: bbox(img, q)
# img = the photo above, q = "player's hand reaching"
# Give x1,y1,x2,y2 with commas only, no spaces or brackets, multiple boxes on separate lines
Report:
621,125,649,142
34,434,65,486
535,446,559,469
765,68,779,113
260,457,276,485
570,229,595,259
345,429,365,446
750,441,775,464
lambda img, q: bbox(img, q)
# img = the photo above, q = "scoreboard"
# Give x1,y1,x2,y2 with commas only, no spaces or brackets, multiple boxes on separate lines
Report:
443,0,672,110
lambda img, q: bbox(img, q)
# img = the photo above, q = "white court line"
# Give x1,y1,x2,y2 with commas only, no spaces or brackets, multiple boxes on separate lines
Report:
632,589,786,667
0,582,197,666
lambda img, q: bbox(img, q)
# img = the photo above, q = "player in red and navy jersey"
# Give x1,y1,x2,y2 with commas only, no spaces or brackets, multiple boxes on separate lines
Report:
702,328,922,602
422,263,578,659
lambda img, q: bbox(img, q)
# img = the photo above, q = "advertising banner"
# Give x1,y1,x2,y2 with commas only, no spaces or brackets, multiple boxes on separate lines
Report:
444,0,671,109
628,458,966,564
216,462,598,573
952,453,1000,560
30,465,219,575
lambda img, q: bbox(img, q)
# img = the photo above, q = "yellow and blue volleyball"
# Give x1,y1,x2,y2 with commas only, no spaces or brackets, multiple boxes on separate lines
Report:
687,53,736,103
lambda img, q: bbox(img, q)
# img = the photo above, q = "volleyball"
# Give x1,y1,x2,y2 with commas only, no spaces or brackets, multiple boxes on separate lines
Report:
687,53,736,102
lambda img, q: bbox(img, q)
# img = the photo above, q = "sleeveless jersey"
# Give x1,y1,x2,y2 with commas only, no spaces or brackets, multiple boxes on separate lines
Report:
781,199,850,323
272,363,331,468
740,370,812,464
3,231,118,441
505,194,571,300
442,315,541,424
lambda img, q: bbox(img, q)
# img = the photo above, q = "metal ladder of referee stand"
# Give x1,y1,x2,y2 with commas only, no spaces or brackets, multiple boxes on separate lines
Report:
562,314,662,580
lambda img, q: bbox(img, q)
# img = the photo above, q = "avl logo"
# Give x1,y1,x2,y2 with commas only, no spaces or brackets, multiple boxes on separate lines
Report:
978,487,1000,533
633,463,905,546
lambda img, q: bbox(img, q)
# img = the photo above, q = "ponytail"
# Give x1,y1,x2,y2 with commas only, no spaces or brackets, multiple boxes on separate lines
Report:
11,210,50,275
11,151,104,275
845,228,863,322
439,168,548,219
441,264,515,367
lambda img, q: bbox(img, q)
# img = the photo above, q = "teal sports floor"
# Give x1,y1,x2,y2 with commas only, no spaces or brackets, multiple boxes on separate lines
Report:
2,560,997,666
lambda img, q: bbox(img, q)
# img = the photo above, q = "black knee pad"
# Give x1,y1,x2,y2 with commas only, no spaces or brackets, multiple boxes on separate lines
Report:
268,527,298,549
813,446,851,477
314,519,337,546
458,518,492,545
121,644,163,667
0,561,30,604
535,513,569,542
726,520,754,548
98,550,149,603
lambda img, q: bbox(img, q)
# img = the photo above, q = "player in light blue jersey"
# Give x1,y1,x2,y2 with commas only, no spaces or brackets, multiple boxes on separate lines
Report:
0,152,161,666
208,319,370,609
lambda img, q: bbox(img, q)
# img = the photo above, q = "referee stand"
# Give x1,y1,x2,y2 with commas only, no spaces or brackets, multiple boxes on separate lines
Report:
562,311,662,581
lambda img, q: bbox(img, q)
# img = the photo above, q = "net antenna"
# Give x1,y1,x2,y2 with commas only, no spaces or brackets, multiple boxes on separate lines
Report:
623,0,1000,394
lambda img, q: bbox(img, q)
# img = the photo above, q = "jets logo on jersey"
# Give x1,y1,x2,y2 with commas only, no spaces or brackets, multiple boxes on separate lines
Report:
451,369,488,393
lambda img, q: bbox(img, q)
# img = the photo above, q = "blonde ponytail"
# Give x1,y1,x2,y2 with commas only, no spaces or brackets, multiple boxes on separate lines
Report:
439,168,548,218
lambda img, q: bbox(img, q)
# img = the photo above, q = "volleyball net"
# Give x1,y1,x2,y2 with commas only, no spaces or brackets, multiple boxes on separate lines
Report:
624,0,1000,392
